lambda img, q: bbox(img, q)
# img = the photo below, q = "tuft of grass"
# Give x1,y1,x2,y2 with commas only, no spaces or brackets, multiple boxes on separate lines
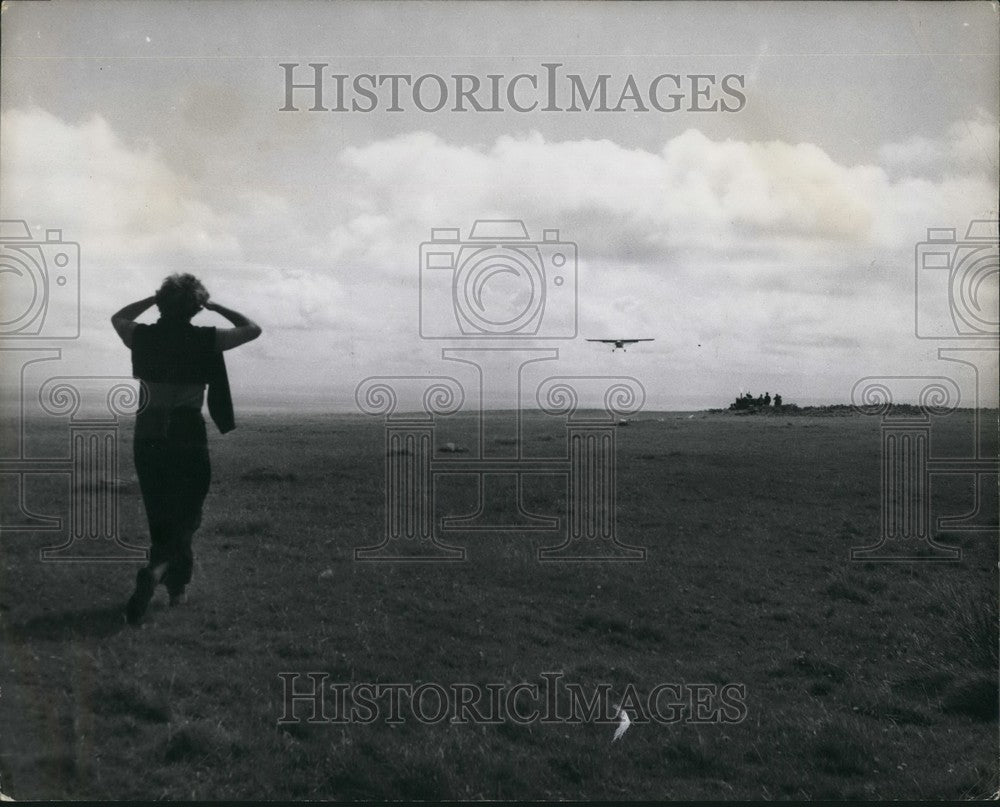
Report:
164,720,246,764
92,681,170,724
213,517,270,537
810,680,834,697
770,653,849,685
806,720,869,777
240,467,297,483
941,675,998,722
946,581,999,671
660,734,721,778
892,669,955,700
392,760,452,800
854,698,933,726
823,569,871,604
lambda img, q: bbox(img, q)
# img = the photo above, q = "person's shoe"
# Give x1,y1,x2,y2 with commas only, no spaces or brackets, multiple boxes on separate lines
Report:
168,588,187,607
125,568,157,626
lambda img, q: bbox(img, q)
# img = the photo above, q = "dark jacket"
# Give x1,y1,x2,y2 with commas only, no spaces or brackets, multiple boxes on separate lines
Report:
131,319,235,434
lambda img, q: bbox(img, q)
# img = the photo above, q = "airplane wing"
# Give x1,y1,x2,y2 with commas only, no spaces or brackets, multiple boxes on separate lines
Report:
587,340,655,351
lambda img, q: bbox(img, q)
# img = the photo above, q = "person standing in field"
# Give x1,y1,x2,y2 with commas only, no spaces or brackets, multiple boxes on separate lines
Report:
111,274,262,625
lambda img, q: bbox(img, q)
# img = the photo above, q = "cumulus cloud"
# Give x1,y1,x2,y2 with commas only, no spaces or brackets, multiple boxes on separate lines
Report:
1,107,238,264
326,124,997,286
879,111,999,179
321,122,996,399
2,105,996,406
0,107,357,337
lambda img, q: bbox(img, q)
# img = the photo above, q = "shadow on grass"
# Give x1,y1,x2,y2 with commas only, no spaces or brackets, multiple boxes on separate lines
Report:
6,604,125,641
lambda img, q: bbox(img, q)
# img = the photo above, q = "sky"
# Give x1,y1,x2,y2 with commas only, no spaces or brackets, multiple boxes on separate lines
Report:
1,0,997,412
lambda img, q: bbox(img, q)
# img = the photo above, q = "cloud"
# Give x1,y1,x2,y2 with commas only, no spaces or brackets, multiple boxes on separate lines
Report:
0,107,358,337
1,106,238,264
879,111,999,179
323,122,995,385
333,123,997,267
2,105,995,406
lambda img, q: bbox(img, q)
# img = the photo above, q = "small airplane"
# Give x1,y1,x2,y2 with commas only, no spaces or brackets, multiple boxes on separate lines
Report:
586,338,654,352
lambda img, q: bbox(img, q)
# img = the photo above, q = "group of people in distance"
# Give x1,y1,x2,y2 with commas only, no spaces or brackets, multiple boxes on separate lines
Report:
729,391,783,411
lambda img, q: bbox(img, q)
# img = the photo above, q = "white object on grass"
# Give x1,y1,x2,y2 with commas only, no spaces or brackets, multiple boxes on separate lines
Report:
612,706,631,742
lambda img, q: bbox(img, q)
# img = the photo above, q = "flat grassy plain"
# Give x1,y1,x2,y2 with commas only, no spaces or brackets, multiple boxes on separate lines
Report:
0,409,997,800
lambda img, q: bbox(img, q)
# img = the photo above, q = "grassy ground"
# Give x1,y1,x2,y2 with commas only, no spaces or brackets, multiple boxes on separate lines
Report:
0,409,997,800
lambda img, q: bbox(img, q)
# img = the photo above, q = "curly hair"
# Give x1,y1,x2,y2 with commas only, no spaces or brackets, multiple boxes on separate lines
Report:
155,273,209,321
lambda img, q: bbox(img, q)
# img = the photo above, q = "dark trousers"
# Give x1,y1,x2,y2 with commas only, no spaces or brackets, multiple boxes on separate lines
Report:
134,410,211,594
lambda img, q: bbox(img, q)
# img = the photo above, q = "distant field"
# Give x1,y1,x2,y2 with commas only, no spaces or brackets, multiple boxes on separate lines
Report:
0,409,997,800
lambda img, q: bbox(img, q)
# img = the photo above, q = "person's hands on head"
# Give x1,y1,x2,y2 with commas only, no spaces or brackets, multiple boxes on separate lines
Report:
194,285,210,313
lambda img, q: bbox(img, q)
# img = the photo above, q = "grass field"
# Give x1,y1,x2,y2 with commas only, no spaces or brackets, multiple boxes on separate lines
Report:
1,409,997,800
